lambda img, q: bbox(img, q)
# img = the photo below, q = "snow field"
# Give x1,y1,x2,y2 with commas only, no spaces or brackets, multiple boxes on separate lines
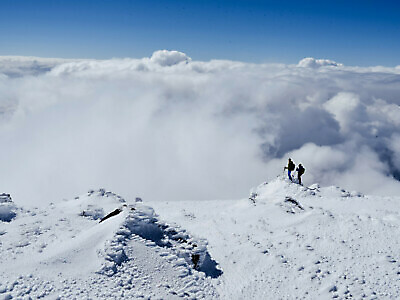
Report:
150,176,400,299
0,190,219,299
1,177,399,299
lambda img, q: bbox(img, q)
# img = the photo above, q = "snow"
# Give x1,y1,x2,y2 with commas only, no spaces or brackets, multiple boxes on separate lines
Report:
1,177,400,299
150,177,400,299
0,190,219,299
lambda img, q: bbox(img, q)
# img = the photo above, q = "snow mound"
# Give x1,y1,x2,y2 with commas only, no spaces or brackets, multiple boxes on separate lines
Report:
0,189,220,299
249,176,318,204
0,193,16,222
67,188,126,221
98,198,221,277
250,176,363,206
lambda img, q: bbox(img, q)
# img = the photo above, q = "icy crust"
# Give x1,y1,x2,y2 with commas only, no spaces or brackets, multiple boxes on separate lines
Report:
0,193,17,222
0,189,220,299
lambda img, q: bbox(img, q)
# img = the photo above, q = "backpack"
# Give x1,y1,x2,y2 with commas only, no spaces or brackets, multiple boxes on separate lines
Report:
298,165,305,175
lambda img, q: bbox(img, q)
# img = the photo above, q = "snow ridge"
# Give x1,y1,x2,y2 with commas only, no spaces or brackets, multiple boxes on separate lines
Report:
0,189,220,299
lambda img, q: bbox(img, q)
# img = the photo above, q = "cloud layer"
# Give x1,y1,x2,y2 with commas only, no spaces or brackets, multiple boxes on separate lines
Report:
0,51,400,205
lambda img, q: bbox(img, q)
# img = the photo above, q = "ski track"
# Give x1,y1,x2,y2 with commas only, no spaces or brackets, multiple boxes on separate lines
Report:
1,177,400,299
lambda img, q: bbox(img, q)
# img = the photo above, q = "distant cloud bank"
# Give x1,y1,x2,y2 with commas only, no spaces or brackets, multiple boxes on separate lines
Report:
297,57,343,68
0,51,399,205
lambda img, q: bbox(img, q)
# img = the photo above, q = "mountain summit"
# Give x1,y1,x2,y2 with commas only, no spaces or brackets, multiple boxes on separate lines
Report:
1,177,399,298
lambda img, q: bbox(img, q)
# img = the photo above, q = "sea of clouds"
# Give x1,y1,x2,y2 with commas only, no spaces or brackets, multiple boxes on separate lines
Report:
0,50,399,206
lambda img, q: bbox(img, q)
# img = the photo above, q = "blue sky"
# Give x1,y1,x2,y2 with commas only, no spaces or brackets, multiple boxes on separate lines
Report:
1,0,399,66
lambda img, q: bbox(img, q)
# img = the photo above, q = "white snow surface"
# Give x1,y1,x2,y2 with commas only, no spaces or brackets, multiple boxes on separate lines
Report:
0,190,218,299
1,177,400,299
150,177,400,299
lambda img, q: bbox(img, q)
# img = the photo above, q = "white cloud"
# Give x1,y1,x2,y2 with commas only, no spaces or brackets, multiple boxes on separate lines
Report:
323,92,363,133
0,56,72,77
0,52,399,206
297,57,343,68
149,50,191,66
388,134,400,172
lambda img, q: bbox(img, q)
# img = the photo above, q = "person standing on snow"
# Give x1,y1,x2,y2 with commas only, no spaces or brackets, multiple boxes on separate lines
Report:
284,158,295,181
296,164,305,185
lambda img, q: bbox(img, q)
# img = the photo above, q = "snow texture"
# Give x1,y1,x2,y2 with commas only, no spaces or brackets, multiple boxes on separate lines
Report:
151,177,400,299
1,178,399,299
0,189,220,299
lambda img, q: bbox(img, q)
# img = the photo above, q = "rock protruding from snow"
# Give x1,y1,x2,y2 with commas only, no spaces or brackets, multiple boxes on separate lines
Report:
0,193,16,222
0,193,12,203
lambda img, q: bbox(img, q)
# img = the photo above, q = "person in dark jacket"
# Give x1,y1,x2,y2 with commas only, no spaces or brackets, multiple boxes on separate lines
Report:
296,164,305,185
284,158,295,181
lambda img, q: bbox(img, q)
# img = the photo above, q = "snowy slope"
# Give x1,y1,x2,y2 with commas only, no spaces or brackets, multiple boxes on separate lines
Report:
1,177,400,299
0,190,219,299
150,177,400,299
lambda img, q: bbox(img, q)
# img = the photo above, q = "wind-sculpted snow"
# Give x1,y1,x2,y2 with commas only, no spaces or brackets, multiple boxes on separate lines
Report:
0,190,220,299
0,51,400,206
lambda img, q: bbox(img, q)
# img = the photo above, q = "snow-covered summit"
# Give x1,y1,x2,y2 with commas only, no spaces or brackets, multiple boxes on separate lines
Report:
250,176,364,205
1,179,399,299
151,177,400,299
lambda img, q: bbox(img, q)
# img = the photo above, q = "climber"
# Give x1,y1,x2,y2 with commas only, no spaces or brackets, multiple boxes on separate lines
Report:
296,163,305,185
284,158,296,181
